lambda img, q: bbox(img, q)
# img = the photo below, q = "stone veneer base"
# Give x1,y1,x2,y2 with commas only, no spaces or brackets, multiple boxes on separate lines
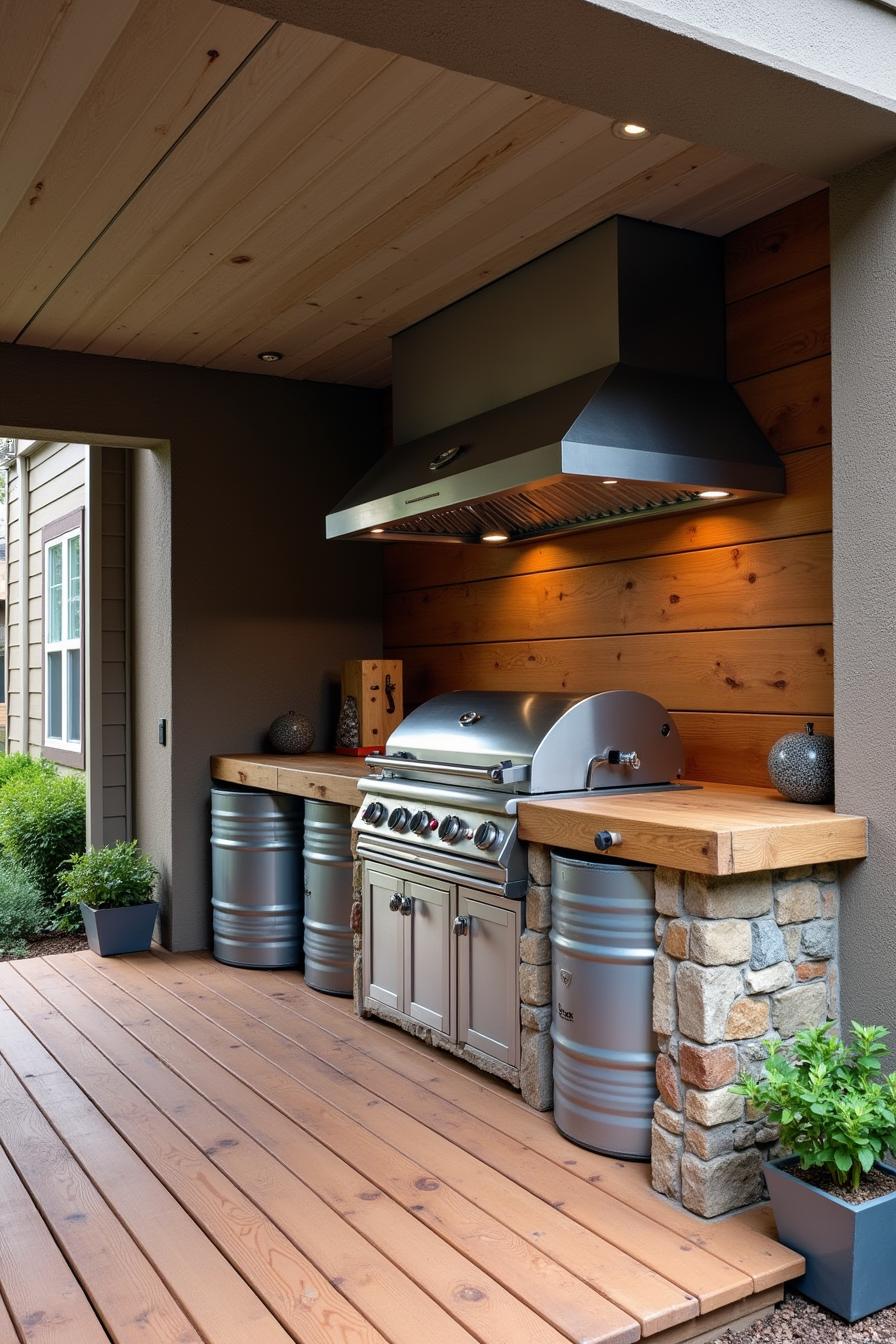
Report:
349,841,555,1110
651,863,841,1217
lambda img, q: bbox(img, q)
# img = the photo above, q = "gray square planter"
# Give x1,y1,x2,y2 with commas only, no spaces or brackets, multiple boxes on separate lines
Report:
81,901,159,957
765,1157,896,1321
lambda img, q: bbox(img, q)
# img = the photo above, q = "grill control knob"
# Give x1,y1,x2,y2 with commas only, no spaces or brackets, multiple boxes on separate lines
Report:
473,820,501,851
387,806,411,833
438,814,464,843
362,801,386,826
409,810,435,835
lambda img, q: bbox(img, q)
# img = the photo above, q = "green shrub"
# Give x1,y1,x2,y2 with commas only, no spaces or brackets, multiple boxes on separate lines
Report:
733,1022,896,1189
0,859,50,956
0,753,55,793
57,841,157,933
0,771,86,903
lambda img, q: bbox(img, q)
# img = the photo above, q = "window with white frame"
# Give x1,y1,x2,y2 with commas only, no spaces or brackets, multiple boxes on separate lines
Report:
44,523,82,755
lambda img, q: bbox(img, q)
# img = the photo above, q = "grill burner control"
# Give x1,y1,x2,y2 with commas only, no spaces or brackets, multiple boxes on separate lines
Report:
388,806,411,833
438,814,466,843
362,801,386,826
409,810,436,834
473,820,501,851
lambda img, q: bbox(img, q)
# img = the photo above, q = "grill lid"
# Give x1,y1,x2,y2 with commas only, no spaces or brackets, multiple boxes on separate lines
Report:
377,690,684,794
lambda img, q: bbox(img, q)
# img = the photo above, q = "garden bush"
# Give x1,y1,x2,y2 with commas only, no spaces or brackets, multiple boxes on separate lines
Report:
0,771,86,904
0,859,50,957
0,752,55,793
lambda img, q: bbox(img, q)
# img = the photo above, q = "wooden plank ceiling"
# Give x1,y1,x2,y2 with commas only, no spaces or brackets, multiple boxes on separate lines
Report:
0,0,824,387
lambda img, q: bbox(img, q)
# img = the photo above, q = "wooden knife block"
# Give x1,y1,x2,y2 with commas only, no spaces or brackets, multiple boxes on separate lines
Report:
336,659,403,755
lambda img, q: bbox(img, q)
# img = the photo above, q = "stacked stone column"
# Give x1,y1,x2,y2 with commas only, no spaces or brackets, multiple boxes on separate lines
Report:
651,863,840,1217
520,843,554,1110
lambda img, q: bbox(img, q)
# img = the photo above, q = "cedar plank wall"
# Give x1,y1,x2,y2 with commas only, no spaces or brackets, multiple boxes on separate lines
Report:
383,191,832,787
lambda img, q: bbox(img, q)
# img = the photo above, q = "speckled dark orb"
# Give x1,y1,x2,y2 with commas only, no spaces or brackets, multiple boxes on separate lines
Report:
768,722,834,803
267,710,315,755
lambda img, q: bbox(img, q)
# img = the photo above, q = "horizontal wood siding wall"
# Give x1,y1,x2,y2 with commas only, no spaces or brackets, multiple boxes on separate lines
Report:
102,447,129,843
382,191,832,787
6,463,21,752
7,442,87,762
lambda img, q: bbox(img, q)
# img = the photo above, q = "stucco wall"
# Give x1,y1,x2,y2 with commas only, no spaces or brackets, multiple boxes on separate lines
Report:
0,342,384,949
830,148,896,1039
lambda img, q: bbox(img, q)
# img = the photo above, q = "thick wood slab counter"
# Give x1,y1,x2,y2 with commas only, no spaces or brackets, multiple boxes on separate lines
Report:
518,782,868,876
211,753,366,807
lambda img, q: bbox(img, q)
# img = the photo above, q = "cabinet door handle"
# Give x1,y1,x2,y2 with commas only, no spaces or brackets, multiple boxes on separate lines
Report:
399,895,413,916
388,892,403,911
453,916,469,936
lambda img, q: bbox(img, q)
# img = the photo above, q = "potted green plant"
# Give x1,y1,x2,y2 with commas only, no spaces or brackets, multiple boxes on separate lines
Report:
57,841,159,956
734,1022,896,1321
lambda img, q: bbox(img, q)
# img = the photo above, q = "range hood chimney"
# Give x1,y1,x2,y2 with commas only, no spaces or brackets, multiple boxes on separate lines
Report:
326,216,784,544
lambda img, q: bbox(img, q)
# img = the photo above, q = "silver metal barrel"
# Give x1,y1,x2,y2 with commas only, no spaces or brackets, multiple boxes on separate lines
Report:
303,800,354,995
211,784,303,968
550,851,657,1158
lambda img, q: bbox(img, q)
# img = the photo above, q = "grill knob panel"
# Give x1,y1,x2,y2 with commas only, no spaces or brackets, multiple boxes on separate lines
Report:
438,814,464,843
409,810,435,835
387,806,411,833
473,820,501,851
362,801,387,826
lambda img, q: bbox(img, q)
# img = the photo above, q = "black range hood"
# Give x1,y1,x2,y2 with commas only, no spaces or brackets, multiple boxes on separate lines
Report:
326,216,784,544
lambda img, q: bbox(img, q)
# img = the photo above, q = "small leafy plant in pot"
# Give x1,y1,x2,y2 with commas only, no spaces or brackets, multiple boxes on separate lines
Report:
57,841,159,956
734,1022,896,1321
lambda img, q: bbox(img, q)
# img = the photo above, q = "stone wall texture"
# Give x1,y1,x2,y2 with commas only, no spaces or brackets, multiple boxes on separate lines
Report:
651,863,841,1217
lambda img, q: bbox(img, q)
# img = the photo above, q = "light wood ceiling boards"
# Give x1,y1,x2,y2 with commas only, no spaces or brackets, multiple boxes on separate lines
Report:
0,0,824,385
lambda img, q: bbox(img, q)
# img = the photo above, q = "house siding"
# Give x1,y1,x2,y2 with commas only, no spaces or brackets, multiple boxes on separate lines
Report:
101,446,130,844
8,442,87,762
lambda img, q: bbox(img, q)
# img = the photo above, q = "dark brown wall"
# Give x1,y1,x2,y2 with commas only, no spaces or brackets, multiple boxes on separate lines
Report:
382,192,832,788
0,341,384,948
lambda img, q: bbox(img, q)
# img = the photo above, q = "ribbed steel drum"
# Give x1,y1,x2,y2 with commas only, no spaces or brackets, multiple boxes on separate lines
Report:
302,800,354,995
550,851,657,1158
211,784,303,968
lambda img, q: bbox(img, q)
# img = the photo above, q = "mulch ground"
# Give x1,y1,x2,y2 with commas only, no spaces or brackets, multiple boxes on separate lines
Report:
725,1291,896,1342
0,932,88,962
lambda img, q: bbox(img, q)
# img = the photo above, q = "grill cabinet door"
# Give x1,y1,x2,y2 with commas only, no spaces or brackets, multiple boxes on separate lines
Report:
363,866,405,1011
405,877,453,1037
457,890,520,1067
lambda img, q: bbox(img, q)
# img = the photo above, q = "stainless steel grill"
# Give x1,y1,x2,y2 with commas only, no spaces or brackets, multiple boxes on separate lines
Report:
355,690,685,898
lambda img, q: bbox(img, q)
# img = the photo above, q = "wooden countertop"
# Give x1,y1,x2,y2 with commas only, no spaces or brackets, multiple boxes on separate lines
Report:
210,755,868,875
211,753,367,807
518,783,868,876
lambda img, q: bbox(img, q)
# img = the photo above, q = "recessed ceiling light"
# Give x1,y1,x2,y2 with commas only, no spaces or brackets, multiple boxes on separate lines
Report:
601,478,619,486
612,121,651,140
697,489,732,499
257,350,283,362
481,532,509,543
370,527,385,534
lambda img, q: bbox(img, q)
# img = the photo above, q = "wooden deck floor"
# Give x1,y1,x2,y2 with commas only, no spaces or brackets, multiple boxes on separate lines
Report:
0,950,803,1344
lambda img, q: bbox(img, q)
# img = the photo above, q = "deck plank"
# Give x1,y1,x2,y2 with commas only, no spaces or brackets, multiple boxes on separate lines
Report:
0,961,394,1344
209,956,803,1291
0,1025,203,1344
0,951,801,1344
133,951,750,1316
45,954,636,1344
11,959,483,1344
0,1142,109,1344
68,952,642,1344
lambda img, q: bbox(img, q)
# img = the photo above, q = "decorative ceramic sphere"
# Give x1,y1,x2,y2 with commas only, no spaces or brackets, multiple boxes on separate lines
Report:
268,710,315,755
768,722,834,803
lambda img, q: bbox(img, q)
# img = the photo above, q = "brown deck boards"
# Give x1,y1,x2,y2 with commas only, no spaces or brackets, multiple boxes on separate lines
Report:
0,951,800,1344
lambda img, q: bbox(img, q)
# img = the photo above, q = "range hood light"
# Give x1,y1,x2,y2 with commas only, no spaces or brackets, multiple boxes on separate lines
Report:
601,478,619,485
481,532,509,543
612,121,651,139
697,489,732,499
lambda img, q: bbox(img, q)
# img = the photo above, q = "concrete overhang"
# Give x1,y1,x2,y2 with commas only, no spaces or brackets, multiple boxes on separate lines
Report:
220,0,896,178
